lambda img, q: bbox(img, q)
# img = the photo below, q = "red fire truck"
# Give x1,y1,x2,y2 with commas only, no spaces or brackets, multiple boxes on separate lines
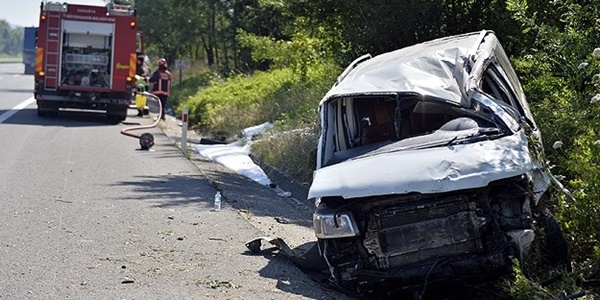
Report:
34,1,143,121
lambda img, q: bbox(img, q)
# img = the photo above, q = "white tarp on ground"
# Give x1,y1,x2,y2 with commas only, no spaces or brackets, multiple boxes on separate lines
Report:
194,122,275,186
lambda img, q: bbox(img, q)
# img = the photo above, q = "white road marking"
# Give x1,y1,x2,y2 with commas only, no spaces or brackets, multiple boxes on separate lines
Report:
0,97,36,123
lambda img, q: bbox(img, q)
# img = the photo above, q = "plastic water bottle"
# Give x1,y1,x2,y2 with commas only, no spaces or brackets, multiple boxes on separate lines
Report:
214,191,222,211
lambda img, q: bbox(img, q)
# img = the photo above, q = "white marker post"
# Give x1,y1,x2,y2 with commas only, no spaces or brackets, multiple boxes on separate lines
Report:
181,108,189,156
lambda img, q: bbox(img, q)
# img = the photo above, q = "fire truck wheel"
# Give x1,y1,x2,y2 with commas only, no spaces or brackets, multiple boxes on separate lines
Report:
38,109,58,118
107,109,127,122
37,103,58,117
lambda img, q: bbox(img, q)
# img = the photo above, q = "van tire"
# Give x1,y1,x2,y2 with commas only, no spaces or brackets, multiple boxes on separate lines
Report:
539,211,570,269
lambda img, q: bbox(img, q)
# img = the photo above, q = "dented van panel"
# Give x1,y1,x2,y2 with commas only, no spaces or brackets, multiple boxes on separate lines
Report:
309,30,567,298
309,131,535,199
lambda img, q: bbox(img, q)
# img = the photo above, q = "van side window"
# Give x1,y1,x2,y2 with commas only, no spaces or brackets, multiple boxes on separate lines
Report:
481,65,527,119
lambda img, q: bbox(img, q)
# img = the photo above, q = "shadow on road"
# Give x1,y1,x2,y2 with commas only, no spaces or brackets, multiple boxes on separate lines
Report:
200,164,314,228
110,163,314,229
1,107,141,127
111,173,210,208
101,113,351,299
0,88,34,93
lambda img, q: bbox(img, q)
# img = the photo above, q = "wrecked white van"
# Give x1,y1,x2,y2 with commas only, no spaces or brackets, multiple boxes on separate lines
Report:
309,30,568,298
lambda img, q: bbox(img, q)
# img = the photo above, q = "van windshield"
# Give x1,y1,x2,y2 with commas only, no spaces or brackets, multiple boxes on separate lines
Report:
321,95,504,166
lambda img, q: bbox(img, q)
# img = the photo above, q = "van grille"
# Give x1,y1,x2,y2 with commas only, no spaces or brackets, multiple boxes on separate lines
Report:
362,194,486,269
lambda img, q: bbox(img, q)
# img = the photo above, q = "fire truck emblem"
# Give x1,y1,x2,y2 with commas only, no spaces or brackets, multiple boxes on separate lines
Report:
116,63,130,70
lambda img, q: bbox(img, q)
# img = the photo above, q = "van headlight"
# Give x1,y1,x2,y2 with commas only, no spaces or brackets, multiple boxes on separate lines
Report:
313,212,359,239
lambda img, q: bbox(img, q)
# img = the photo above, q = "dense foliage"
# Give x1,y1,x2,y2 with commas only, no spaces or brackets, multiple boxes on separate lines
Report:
0,20,24,56
506,0,600,294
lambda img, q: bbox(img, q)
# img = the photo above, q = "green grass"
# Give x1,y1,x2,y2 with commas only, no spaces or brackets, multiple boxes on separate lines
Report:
170,60,338,182
174,62,338,139
0,55,21,63
250,126,318,183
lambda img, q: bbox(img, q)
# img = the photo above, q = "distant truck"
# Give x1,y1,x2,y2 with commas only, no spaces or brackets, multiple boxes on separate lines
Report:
22,27,37,75
34,1,144,121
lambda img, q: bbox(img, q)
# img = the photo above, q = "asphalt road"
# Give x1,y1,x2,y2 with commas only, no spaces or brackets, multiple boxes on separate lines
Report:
0,63,350,299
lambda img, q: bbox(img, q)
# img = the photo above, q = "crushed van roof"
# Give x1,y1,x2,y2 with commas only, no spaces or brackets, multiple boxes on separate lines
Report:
320,31,495,106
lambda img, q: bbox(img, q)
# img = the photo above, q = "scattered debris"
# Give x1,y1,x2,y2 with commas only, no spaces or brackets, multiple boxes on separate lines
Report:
245,237,327,271
271,185,292,197
204,280,239,289
274,217,291,224
121,277,134,284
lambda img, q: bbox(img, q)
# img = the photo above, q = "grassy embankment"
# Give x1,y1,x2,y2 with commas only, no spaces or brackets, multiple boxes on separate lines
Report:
0,54,21,63
170,62,339,183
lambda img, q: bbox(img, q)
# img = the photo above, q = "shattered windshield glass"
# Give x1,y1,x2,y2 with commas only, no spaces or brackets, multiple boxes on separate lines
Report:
322,94,507,166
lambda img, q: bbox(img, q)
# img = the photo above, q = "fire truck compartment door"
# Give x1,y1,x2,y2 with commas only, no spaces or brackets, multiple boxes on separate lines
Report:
63,21,114,49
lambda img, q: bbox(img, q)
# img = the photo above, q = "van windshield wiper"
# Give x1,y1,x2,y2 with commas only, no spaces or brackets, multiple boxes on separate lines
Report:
351,126,505,160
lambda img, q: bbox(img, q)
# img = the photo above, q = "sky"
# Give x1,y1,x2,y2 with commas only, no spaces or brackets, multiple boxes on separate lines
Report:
0,0,106,28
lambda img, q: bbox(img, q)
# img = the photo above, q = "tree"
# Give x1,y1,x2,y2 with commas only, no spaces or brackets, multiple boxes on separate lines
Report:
284,0,522,65
0,20,24,56
136,0,232,68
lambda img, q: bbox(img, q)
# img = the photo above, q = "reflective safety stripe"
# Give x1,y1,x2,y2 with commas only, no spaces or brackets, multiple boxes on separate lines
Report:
152,70,172,96
35,48,44,72
129,53,136,77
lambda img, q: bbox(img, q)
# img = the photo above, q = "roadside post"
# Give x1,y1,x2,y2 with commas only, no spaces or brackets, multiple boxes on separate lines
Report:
181,108,189,156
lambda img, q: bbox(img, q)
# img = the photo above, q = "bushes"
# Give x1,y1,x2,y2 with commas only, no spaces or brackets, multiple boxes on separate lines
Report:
250,126,319,183
170,71,222,118
170,28,339,183
177,69,296,137
507,0,600,294
175,62,338,138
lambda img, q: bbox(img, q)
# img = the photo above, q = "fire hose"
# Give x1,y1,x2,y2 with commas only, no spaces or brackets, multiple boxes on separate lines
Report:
120,91,162,150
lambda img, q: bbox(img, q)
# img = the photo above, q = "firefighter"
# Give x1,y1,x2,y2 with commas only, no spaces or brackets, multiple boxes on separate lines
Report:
149,58,172,121
135,55,150,117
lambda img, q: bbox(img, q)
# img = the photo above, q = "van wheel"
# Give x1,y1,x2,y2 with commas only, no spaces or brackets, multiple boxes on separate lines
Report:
538,211,570,269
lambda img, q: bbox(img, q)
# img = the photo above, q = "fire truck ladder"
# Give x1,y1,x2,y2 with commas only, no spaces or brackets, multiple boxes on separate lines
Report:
43,3,66,90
